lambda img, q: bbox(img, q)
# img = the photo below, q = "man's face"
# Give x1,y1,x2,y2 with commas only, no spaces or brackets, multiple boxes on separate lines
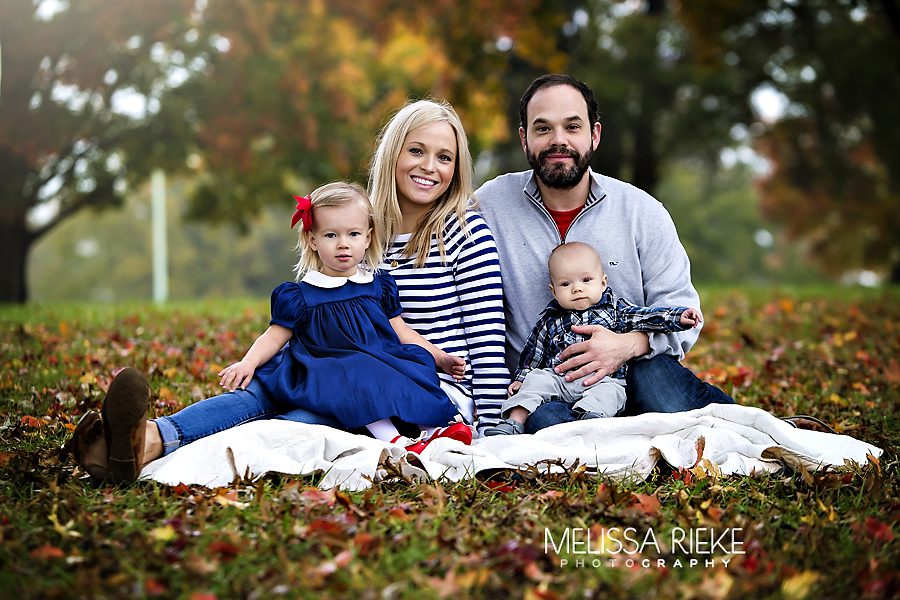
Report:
520,84,601,190
549,249,608,311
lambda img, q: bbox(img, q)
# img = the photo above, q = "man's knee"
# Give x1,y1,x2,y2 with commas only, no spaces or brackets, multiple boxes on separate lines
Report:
625,354,734,415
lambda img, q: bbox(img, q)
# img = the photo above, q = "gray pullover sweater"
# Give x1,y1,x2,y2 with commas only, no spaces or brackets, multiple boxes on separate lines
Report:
476,169,701,373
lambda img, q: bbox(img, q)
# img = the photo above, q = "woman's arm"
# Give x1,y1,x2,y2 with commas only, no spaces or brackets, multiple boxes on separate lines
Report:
451,213,509,430
218,324,292,391
391,316,465,380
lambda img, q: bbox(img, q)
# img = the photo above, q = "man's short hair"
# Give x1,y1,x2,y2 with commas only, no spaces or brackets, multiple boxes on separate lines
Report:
518,74,600,130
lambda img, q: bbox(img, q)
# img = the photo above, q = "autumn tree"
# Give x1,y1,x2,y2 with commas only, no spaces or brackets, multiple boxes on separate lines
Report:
676,0,900,282
177,0,568,228
0,0,210,303
2,0,567,302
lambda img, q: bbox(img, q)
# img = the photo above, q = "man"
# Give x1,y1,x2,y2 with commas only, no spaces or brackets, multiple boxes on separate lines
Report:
476,73,733,433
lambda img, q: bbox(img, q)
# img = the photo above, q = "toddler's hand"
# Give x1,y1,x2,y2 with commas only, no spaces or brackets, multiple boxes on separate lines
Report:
508,381,522,396
438,352,466,381
680,308,703,328
218,360,255,391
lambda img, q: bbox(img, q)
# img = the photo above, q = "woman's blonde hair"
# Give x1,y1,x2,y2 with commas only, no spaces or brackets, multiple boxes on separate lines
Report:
368,99,476,267
292,181,385,280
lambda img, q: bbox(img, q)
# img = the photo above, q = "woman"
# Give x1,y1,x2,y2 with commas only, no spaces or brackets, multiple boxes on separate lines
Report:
68,100,508,483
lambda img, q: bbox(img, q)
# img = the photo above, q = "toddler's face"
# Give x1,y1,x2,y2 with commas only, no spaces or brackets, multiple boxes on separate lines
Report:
549,249,608,311
307,199,372,277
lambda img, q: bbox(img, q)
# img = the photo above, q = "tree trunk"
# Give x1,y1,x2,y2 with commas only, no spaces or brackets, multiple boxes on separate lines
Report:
632,114,659,194
0,208,32,303
890,258,900,285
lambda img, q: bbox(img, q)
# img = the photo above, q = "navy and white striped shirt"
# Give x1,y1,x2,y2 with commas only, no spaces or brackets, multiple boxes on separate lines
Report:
380,212,509,431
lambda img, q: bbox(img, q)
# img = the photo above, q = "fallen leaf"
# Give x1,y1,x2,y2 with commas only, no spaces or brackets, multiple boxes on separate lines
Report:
20,415,43,428
145,577,167,597
207,540,241,561
863,517,895,544
30,545,65,560
780,570,820,600
149,525,177,543
628,493,660,517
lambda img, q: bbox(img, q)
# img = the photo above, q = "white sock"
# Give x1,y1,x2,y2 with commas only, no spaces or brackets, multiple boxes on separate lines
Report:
365,418,401,442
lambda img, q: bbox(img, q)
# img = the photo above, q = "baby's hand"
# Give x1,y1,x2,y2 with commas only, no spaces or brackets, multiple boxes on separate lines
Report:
218,360,255,391
680,308,703,328
437,352,466,381
508,381,522,396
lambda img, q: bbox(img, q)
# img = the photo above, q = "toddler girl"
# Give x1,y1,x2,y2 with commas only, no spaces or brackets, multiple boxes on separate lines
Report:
218,181,472,450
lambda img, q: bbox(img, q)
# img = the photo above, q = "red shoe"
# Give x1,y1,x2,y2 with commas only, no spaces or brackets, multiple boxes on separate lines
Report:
405,422,472,455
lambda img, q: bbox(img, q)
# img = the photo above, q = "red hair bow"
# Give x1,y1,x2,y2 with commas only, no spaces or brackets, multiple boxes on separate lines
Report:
291,195,312,230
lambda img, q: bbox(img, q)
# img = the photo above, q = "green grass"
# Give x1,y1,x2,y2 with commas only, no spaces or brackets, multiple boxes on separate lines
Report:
1,287,898,599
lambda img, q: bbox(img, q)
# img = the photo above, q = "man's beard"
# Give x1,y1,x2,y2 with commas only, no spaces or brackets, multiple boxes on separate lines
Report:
526,144,593,189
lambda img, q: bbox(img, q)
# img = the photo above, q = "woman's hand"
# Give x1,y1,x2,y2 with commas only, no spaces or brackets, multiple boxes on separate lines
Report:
507,380,522,396
218,360,256,391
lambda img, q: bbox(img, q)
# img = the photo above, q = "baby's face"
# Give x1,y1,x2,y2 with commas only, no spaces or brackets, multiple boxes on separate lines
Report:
549,250,608,311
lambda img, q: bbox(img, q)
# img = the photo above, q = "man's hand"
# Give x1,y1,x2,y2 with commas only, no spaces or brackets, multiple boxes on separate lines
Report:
507,380,522,396
555,325,650,386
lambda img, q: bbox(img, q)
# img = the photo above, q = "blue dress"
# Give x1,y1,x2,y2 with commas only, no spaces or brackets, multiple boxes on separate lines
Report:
253,270,458,429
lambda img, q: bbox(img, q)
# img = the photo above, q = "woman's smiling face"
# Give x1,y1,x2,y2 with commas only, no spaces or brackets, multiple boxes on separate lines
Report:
394,121,457,216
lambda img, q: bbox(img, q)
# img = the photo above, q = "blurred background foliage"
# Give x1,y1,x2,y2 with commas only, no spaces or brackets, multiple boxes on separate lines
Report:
3,0,898,303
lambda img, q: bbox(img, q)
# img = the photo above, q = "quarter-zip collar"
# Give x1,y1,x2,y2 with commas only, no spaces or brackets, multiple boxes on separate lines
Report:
522,169,608,242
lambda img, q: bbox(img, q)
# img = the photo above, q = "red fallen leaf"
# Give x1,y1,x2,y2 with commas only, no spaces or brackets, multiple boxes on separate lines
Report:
352,532,380,557
189,594,217,600
672,468,693,485
728,365,753,387
692,436,706,468
486,480,515,493
0,452,14,467
207,540,241,561
628,493,661,517
20,415,43,428
30,545,65,560
307,517,347,536
170,483,192,495
705,505,724,524
388,506,411,520
883,359,900,385
863,517,895,544
299,488,337,507
145,577,167,596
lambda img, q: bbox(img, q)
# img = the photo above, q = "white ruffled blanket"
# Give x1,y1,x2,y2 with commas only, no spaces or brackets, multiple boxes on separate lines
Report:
140,403,883,491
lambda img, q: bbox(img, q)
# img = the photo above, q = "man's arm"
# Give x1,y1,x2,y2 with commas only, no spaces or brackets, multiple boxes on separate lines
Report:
557,197,699,385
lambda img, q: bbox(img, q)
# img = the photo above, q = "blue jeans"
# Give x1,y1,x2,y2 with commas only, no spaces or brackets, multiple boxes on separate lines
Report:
154,379,341,456
524,354,734,434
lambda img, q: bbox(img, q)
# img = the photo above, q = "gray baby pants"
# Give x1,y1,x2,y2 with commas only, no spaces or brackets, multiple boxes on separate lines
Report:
501,368,626,419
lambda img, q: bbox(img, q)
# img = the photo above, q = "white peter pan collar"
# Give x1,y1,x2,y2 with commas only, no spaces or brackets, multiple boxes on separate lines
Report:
301,269,374,288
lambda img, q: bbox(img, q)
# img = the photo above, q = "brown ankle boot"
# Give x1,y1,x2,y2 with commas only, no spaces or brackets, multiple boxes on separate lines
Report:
66,410,109,481
101,368,151,484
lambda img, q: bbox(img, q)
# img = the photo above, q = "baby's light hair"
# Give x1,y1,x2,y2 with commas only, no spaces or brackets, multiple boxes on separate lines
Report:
548,242,604,277
368,99,476,267
292,181,385,280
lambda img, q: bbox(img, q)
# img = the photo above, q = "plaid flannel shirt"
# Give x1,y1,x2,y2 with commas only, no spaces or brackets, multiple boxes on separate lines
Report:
515,286,692,382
